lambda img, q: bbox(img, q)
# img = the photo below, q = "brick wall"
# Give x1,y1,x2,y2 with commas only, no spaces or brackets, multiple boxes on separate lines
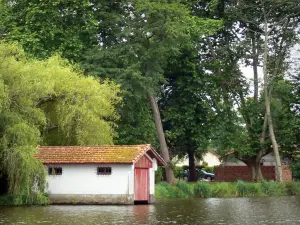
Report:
214,165,292,181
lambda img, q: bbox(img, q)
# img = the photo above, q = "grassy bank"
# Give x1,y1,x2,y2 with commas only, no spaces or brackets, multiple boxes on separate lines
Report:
155,180,300,199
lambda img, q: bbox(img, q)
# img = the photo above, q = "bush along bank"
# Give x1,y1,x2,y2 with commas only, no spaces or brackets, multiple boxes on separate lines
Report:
155,180,300,199
0,193,49,206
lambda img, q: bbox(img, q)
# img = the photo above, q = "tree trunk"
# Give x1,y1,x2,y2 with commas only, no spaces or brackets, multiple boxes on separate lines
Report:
249,162,256,181
251,32,259,101
187,146,197,182
247,158,263,181
255,163,263,181
148,94,175,184
262,19,283,182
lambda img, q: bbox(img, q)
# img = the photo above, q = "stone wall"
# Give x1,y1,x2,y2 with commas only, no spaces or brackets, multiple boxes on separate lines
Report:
214,165,292,181
49,194,135,205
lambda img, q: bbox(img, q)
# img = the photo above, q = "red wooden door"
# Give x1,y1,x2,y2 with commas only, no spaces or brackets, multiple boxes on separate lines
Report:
134,168,149,201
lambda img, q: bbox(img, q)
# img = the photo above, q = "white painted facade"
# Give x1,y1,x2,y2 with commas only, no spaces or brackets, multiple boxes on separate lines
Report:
46,154,157,196
200,152,221,166
46,164,134,195
174,151,221,167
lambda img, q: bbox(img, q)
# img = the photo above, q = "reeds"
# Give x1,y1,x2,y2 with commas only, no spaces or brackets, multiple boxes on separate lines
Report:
155,181,300,199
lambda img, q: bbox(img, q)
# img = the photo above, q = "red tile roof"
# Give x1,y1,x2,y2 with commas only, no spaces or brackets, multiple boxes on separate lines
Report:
36,144,166,166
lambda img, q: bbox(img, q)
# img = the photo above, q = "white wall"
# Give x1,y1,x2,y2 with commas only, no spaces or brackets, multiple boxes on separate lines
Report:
46,164,134,195
174,152,221,167
149,168,155,195
200,152,221,166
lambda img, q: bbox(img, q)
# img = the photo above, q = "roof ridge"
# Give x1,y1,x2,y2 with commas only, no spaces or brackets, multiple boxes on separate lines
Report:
38,144,150,148
35,144,166,165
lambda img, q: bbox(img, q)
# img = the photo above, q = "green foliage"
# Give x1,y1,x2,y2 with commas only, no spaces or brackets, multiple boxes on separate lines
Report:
211,182,236,198
193,182,211,197
160,50,223,181
261,180,282,196
203,166,215,173
290,159,300,181
114,96,158,146
1,0,99,61
155,166,164,183
285,182,300,196
175,181,194,197
0,42,120,203
247,183,263,197
155,181,300,199
80,0,222,153
173,166,185,179
237,180,282,197
0,193,49,206
155,182,183,199
236,180,248,197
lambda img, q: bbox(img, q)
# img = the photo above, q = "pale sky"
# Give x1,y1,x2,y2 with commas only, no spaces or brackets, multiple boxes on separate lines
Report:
240,43,299,96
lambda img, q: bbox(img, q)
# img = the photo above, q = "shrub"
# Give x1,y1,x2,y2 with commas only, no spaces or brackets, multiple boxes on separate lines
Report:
285,182,300,196
261,180,282,196
194,182,211,197
0,193,49,206
203,166,214,173
247,183,262,197
236,180,248,197
211,182,236,198
155,182,183,199
174,166,185,179
155,167,164,183
0,195,14,206
176,181,193,197
155,182,169,199
155,181,300,199
289,160,300,180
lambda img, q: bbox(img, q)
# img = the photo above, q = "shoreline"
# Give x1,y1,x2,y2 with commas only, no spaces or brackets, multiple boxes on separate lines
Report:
1,180,299,206
155,180,300,199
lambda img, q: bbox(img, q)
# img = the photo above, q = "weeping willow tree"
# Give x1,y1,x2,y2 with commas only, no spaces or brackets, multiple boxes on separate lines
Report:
0,42,120,204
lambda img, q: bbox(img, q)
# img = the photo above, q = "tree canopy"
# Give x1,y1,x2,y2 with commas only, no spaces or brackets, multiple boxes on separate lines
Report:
0,0,299,185
0,42,120,203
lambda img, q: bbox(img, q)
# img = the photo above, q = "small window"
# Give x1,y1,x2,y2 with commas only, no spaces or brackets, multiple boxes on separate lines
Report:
48,167,62,175
97,167,112,175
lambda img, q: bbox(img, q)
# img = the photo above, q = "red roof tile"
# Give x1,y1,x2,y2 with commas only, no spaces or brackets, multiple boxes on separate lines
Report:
36,144,166,166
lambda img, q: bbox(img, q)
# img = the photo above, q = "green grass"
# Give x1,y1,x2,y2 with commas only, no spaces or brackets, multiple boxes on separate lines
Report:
155,181,300,199
194,182,211,197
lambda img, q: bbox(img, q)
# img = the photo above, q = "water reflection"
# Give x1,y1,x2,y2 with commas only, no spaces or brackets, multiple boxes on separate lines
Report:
0,197,300,225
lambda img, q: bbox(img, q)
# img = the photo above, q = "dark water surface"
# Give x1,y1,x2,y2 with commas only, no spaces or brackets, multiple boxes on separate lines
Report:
1,197,300,225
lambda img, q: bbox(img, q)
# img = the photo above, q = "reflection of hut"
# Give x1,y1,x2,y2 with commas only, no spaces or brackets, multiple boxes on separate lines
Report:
36,144,166,204
134,205,150,224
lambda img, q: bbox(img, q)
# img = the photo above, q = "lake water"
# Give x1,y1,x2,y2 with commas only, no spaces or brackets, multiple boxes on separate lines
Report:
1,197,300,225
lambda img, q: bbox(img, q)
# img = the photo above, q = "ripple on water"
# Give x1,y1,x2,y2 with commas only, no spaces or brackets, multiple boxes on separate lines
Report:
0,197,300,225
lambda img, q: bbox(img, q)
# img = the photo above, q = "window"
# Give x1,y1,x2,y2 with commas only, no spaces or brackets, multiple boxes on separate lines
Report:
97,167,112,175
48,167,63,175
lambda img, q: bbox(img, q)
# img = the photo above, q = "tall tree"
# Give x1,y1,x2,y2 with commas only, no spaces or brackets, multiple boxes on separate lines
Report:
1,0,100,61
1,0,159,148
160,51,219,181
206,0,300,181
234,0,299,181
0,42,120,202
83,0,221,183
